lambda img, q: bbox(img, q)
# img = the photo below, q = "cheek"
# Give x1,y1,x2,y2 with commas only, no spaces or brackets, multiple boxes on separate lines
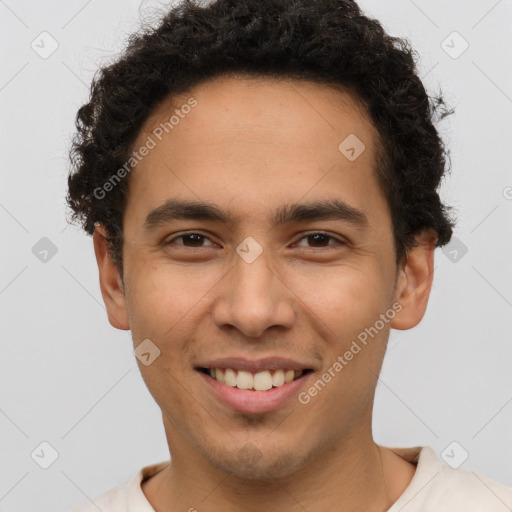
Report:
124,264,204,411
285,261,391,337
288,262,391,402
125,259,219,341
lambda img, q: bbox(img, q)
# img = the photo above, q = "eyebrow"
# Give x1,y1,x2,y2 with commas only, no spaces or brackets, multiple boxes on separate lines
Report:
143,197,369,231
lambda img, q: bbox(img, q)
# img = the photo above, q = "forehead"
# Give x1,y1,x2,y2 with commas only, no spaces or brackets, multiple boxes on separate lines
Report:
140,73,377,153
126,74,388,230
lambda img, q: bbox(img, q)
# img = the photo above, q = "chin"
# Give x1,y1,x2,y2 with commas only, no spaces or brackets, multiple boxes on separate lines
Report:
205,444,306,480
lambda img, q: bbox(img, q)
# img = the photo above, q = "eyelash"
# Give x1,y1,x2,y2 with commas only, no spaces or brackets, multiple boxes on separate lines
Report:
163,231,347,250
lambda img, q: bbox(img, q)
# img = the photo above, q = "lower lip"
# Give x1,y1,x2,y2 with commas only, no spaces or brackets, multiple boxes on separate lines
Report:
197,370,312,414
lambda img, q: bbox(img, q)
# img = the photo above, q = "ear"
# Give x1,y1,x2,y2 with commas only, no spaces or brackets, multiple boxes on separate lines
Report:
93,224,130,330
390,229,438,330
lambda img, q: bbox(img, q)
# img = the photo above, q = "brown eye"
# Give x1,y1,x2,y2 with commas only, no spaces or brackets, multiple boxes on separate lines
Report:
294,232,345,249
165,232,214,248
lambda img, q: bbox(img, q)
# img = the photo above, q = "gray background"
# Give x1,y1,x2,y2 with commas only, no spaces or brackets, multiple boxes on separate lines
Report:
1,0,511,510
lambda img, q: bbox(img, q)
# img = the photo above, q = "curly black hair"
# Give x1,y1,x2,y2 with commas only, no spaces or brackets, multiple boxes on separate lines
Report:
66,0,456,274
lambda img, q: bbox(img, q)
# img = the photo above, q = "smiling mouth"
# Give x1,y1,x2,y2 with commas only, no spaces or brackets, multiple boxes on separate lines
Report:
197,367,314,391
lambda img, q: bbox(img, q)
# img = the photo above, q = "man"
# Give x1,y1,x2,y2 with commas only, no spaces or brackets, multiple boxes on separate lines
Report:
67,0,512,510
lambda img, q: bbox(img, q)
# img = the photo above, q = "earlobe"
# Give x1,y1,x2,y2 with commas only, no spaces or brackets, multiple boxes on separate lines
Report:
93,224,130,330
390,229,438,330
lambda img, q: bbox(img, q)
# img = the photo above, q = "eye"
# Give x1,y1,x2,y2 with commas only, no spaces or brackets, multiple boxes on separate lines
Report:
293,232,346,249
163,231,346,250
164,232,215,248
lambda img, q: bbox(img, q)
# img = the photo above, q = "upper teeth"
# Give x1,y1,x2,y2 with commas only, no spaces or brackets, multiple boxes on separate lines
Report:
209,368,303,391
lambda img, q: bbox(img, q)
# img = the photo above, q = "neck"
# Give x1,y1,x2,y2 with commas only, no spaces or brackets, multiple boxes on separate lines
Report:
142,414,416,511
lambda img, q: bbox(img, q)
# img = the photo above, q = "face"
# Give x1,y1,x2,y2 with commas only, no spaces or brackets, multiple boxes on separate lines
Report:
95,74,435,480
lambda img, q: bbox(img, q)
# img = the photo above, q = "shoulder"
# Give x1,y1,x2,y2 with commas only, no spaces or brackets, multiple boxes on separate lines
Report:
69,461,169,512
389,446,512,511
70,484,126,512
425,463,512,509
71,484,128,512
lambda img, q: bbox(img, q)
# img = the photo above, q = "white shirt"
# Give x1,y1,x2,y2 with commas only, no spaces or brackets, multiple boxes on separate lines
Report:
70,446,512,511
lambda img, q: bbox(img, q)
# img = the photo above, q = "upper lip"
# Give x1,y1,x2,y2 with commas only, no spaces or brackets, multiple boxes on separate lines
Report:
195,356,317,373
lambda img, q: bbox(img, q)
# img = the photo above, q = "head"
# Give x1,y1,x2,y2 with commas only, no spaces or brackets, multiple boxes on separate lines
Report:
67,0,455,479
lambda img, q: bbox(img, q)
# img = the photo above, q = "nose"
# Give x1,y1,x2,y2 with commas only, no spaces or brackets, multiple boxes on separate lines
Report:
211,249,295,339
